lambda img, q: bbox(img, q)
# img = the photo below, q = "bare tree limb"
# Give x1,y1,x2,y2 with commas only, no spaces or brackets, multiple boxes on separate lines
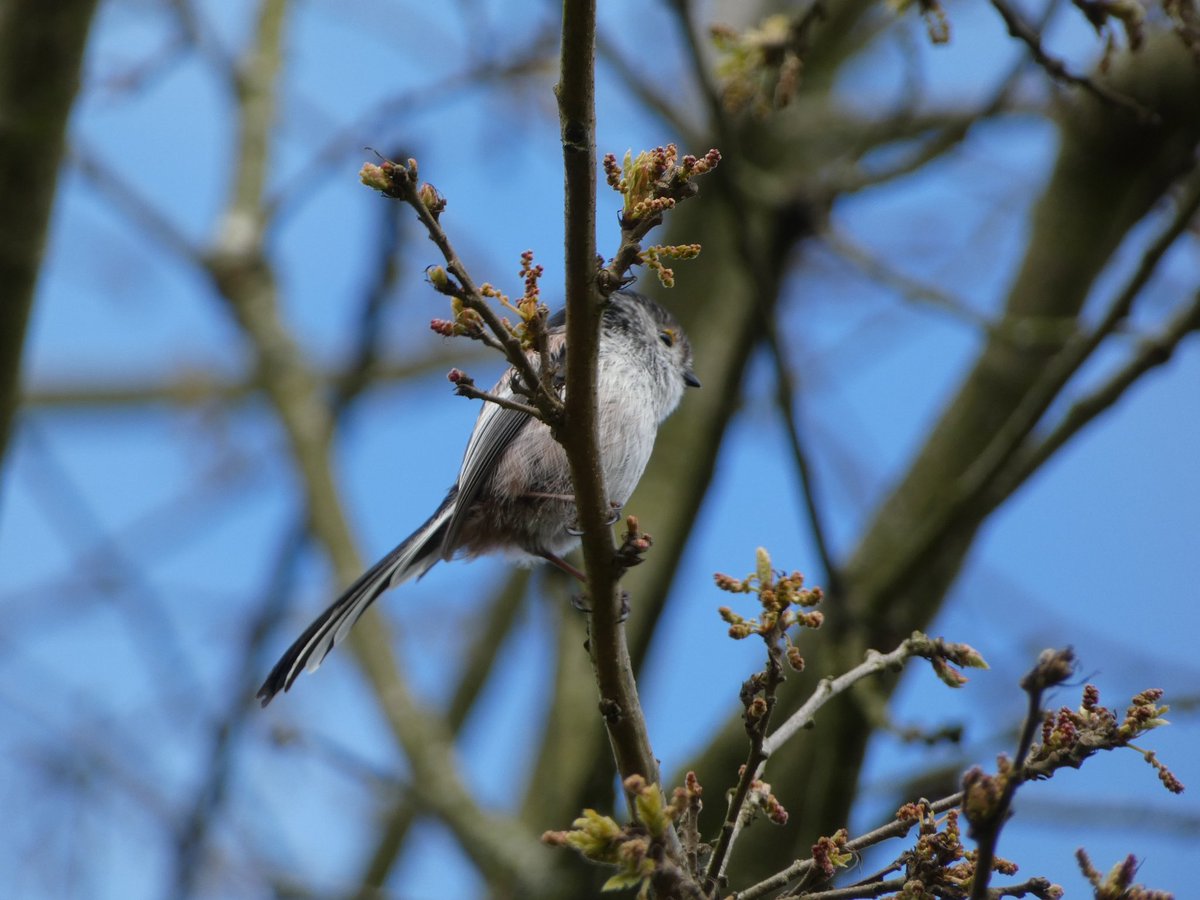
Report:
172,525,308,898
21,348,477,410
267,33,557,221
865,159,1200,606
968,649,1076,899
352,569,531,897
204,0,550,889
596,29,702,147
0,0,99,468
1014,287,1200,488
17,422,205,698
767,330,843,595
987,0,1155,121
729,796,964,900
557,0,667,822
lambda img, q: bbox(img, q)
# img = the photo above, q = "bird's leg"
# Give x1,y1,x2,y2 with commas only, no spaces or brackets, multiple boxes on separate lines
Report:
543,550,591,613
539,550,587,583
540,549,626,621
544,543,631,622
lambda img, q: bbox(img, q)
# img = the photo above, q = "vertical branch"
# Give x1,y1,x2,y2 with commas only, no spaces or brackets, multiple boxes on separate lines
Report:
555,0,606,535
967,649,1075,899
765,331,843,598
0,0,99,467
555,0,664,806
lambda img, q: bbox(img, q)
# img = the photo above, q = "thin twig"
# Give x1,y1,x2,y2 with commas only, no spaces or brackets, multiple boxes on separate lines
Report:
709,636,936,894
780,877,907,900
764,637,921,756
267,35,556,220
968,649,1076,899
669,0,726,140
703,641,788,893
70,142,203,265
204,1,550,889
833,0,1054,198
173,525,308,897
821,229,993,333
451,379,544,418
374,163,562,421
21,348,474,409
1013,287,1200,487
17,424,206,703
986,877,1062,898
987,0,1156,122
353,571,532,896
730,794,964,900
178,196,409,897
596,29,701,147
766,325,841,596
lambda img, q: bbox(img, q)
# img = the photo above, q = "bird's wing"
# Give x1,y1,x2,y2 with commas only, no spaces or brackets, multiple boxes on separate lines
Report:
439,373,536,556
441,315,567,556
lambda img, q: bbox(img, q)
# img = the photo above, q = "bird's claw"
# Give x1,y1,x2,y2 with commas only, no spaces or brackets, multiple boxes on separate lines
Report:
566,501,623,535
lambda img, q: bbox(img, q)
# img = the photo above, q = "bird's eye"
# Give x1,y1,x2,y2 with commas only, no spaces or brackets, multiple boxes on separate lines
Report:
659,329,675,348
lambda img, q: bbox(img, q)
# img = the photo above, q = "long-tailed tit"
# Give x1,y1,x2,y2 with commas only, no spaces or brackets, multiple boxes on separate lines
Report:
257,290,698,705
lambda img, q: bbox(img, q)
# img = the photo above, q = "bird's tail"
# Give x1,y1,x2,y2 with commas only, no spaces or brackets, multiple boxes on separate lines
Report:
257,494,454,705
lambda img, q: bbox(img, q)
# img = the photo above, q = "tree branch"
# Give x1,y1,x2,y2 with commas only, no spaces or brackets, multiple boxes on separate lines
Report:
1014,287,1200,487
21,348,476,410
352,569,531,896
0,0,100,467
852,152,1200,627
765,636,931,756
703,635,788,893
204,1,548,889
557,0,665,819
780,877,907,900
729,795,964,900
968,649,1076,899
365,160,563,419
766,325,843,595
987,0,1155,121
596,29,701,147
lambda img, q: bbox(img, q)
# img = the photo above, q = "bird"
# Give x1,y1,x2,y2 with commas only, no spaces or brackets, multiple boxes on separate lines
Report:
257,290,699,705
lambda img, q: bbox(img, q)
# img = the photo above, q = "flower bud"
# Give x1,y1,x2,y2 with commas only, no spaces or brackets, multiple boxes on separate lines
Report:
427,265,450,292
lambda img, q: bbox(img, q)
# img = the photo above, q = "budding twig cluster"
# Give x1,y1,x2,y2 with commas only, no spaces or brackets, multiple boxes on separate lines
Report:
476,250,549,352
714,546,823,670
1076,847,1172,900
598,144,720,294
359,155,563,425
604,145,721,221
710,13,822,114
641,244,702,289
541,773,705,900
1029,683,1183,793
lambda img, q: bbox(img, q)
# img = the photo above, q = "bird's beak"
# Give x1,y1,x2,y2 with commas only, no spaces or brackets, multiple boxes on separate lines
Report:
684,370,701,388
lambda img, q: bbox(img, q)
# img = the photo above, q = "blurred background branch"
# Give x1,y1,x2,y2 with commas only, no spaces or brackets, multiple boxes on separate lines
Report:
1,0,1197,897
0,0,99,468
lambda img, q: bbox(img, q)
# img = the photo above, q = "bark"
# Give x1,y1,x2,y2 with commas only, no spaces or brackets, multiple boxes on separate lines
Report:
0,0,99,470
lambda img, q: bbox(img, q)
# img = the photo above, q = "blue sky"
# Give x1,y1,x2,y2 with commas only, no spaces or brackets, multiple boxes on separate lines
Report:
2,0,1197,897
